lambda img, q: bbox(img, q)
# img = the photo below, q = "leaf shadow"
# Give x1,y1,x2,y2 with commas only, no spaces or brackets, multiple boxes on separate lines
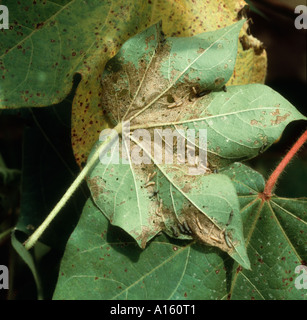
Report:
104,209,236,295
191,241,235,296
105,222,143,263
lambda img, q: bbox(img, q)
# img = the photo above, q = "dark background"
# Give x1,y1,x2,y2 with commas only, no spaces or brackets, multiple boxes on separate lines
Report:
246,0,307,197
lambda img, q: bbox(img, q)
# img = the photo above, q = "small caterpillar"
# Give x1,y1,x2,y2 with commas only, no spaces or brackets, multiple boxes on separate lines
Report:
144,181,155,188
167,100,183,108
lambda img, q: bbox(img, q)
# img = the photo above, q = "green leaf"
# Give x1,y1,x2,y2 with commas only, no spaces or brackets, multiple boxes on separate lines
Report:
88,147,250,268
86,21,304,266
69,0,268,168
101,20,245,125
53,198,233,300
177,84,306,167
154,167,249,269
159,21,244,90
221,163,307,300
87,21,248,260
11,231,43,300
54,162,307,300
0,0,154,108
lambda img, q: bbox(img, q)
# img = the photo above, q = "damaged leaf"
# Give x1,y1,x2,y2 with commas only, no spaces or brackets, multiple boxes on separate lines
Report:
101,21,245,125
88,139,250,268
0,1,267,168
173,84,305,168
100,22,305,166
86,21,304,267
71,0,267,168
88,20,303,268
87,20,249,267
151,164,250,268
54,163,307,300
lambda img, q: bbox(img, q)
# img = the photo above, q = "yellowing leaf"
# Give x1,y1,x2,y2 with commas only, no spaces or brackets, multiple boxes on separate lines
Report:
0,1,266,167
71,0,267,167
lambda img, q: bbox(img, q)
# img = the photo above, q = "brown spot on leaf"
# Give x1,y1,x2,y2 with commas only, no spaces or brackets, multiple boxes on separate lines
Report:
35,22,44,29
87,176,105,199
270,109,280,116
271,113,290,126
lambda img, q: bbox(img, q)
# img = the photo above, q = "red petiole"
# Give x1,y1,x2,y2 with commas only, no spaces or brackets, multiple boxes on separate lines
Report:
260,129,307,201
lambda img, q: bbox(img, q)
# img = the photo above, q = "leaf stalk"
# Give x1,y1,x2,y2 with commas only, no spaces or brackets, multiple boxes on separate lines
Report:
24,122,123,250
261,128,307,200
